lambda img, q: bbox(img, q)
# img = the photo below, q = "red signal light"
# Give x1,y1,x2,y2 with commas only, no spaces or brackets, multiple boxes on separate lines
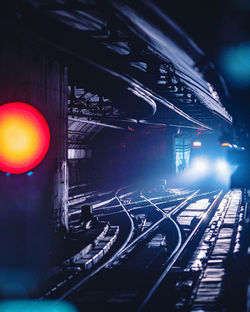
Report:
0,102,50,174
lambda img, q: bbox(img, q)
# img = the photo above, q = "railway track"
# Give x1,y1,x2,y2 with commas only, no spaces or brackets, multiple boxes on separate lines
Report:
92,188,197,217
142,189,245,312
40,188,227,311
138,190,223,311
40,188,197,300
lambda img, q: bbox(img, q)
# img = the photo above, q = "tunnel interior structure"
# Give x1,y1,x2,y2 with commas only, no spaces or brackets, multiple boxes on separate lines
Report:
0,1,249,311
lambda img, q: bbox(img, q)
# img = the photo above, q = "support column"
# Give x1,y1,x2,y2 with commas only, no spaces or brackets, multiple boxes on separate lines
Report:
0,37,68,294
166,127,176,177
53,66,69,230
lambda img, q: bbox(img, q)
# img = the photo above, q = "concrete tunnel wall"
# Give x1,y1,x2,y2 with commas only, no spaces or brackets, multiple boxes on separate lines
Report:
0,37,68,289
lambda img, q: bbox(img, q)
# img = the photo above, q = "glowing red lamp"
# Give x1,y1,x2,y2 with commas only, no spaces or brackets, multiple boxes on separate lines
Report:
0,102,50,174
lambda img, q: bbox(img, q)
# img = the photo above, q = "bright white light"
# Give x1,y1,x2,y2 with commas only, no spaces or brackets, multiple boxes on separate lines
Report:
215,159,233,186
193,141,202,147
215,159,229,173
192,157,209,173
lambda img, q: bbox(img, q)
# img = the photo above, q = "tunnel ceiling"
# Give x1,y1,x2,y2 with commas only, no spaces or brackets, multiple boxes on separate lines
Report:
68,118,103,149
1,0,232,135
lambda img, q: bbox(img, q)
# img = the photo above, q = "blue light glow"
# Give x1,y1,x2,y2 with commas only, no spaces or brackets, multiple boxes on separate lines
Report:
219,42,250,87
191,157,209,173
0,300,78,312
215,159,229,173
27,171,33,176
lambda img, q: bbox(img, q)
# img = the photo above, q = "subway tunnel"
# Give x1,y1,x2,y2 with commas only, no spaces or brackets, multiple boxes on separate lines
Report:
0,1,249,311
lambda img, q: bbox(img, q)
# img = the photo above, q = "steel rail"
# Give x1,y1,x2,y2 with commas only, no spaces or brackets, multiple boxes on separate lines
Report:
57,190,199,301
108,196,135,260
141,193,183,268
95,191,194,210
57,190,135,301
95,189,199,214
138,189,223,311
112,190,199,260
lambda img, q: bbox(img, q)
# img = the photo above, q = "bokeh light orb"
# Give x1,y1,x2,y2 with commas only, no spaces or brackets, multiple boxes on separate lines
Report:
0,102,50,174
